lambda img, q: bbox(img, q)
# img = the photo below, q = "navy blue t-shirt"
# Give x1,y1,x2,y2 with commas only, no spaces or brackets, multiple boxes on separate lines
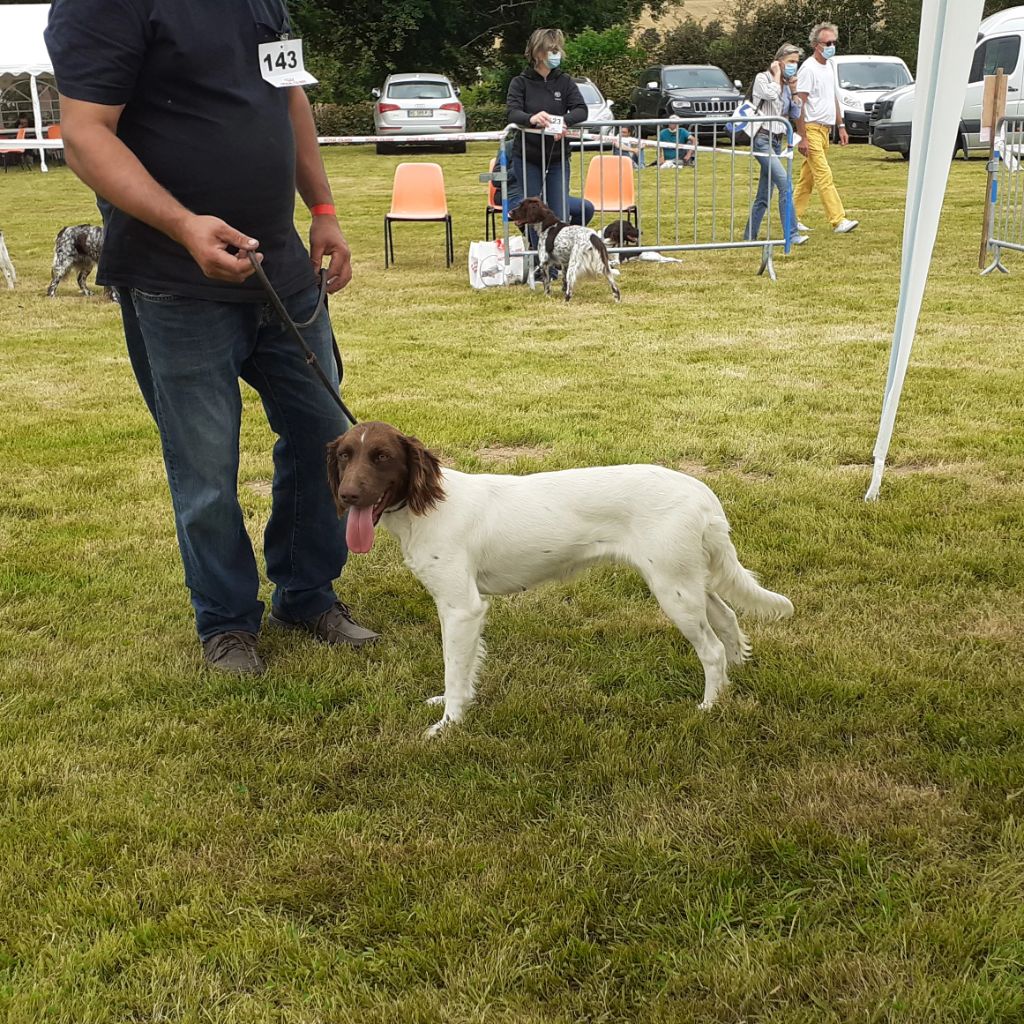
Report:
45,0,313,301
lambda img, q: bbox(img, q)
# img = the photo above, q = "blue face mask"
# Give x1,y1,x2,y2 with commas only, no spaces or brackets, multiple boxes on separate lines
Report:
821,44,836,60
546,51,562,69
783,64,797,79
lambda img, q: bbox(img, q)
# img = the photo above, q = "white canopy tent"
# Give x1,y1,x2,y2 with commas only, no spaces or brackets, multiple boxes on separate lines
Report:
865,0,986,499
0,4,57,172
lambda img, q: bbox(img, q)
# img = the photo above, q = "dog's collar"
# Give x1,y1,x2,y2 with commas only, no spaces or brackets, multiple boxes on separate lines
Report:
384,498,408,514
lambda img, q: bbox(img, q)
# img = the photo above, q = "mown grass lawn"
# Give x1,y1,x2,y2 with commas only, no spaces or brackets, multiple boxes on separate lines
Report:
1,141,1022,1023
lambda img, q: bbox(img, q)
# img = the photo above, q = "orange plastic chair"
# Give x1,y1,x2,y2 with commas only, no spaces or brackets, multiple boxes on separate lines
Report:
46,124,63,164
583,155,638,224
484,157,502,241
3,126,27,171
384,162,453,268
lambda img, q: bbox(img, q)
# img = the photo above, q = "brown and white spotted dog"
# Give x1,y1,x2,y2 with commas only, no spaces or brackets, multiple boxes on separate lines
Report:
509,198,620,303
47,224,117,301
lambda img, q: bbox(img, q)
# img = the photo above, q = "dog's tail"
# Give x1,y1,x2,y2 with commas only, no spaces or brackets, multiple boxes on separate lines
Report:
588,234,612,274
703,514,793,619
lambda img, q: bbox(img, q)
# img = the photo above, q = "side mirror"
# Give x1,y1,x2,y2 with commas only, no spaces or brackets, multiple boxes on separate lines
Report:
454,86,461,96
646,81,658,90
371,88,381,100
734,80,742,89
608,100,615,108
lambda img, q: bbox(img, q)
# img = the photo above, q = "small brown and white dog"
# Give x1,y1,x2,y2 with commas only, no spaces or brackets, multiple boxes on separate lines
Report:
327,422,793,737
509,197,621,303
602,219,641,261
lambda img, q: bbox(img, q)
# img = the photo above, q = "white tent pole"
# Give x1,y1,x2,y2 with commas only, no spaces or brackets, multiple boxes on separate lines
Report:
865,0,984,501
29,72,47,173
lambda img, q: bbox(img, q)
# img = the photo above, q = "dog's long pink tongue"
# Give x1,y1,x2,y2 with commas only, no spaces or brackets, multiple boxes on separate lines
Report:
346,506,376,554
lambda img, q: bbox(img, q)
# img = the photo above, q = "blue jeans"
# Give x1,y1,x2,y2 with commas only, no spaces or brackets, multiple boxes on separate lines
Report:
743,131,795,241
123,283,350,640
507,153,594,248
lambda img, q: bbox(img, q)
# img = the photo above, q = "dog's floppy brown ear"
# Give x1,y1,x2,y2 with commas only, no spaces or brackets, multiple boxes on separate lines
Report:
324,437,347,518
402,434,445,515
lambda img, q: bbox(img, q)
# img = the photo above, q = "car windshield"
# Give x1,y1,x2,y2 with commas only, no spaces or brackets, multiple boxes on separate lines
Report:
838,62,912,91
387,81,452,99
576,82,603,105
662,67,731,90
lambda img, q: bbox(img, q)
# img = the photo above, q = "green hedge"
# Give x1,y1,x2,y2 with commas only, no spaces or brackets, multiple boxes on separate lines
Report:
313,102,509,138
312,102,375,137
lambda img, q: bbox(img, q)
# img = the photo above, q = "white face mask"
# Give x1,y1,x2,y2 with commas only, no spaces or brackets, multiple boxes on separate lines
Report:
546,51,562,69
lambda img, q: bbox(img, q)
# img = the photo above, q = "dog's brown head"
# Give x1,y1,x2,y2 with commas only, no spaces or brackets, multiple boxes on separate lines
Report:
602,219,639,247
509,197,560,231
325,422,445,554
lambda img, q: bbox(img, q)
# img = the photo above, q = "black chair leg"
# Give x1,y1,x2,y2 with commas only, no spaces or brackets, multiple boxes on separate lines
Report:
384,218,390,268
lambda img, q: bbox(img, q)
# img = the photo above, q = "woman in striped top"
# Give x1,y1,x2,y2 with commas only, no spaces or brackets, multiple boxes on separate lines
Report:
743,43,806,245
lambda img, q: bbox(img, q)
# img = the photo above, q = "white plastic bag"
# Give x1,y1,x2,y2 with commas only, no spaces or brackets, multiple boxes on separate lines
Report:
468,236,527,289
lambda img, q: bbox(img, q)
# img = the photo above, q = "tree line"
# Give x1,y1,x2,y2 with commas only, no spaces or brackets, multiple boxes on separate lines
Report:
292,0,1022,106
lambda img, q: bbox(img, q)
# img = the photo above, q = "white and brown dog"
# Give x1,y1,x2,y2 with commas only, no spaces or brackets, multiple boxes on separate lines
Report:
509,197,621,303
327,422,793,737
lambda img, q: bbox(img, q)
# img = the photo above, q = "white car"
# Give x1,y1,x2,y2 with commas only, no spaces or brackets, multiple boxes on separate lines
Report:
831,55,912,141
372,73,466,154
871,5,1024,159
570,76,616,150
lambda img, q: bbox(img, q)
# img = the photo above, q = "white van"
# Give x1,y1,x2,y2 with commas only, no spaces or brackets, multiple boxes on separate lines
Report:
870,6,1024,158
832,55,913,140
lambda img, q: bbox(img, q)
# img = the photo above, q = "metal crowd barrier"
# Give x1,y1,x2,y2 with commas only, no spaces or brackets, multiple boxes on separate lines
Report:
318,116,797,281
981,116,1024,275
488,116,797,282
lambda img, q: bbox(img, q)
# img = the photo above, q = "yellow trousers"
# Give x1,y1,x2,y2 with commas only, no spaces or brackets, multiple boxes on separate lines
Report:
793,123,846,228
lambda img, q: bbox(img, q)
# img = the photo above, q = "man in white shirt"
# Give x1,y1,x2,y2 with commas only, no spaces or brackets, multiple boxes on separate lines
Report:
794,21,859,234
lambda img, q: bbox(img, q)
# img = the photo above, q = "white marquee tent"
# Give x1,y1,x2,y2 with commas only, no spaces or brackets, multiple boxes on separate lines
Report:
0,4,59,172
866,0,987,498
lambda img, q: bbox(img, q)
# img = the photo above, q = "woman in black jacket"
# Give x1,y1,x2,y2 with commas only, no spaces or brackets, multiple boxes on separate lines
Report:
505,28,594,243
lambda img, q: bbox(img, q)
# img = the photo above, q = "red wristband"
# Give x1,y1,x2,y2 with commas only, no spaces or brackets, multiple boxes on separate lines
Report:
310,203,336,217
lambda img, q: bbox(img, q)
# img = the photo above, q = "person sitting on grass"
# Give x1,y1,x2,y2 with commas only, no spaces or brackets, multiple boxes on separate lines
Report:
657,117,696,168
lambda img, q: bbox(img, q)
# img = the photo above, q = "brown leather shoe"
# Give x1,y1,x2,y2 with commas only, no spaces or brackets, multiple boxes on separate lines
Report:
268,601,379,648
202,630,266,675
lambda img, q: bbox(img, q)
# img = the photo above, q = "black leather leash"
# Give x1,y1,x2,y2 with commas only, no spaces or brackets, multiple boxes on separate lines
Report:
246,251,358,425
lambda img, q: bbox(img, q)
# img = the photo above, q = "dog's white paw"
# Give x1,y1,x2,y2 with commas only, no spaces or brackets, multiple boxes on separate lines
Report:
423,715,458,740
424,694,445,706
697,699,717,711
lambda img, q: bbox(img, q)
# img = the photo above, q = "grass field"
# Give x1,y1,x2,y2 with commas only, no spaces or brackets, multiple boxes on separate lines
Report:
1,141,1023,1023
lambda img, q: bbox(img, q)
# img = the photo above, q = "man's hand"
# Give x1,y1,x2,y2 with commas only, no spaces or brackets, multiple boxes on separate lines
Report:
310,215,352,293
177,215,262,283
838,125,850,146
798,137,809,157
529,111,553,128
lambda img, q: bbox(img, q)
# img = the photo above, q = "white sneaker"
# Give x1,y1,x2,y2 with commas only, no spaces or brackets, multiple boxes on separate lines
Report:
833,218,859,234
797,221,812,232
792,234,808,245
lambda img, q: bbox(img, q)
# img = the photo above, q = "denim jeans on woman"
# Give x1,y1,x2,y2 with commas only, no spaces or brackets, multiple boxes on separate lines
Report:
743,130,796,241
507,152,594,248
123,282,349,641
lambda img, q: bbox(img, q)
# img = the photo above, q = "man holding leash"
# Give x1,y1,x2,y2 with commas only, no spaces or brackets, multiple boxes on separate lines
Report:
45,0,378,675
793,21,859,234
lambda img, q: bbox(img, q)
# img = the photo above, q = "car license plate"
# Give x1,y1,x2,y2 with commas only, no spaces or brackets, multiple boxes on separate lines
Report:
409,109,432,118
